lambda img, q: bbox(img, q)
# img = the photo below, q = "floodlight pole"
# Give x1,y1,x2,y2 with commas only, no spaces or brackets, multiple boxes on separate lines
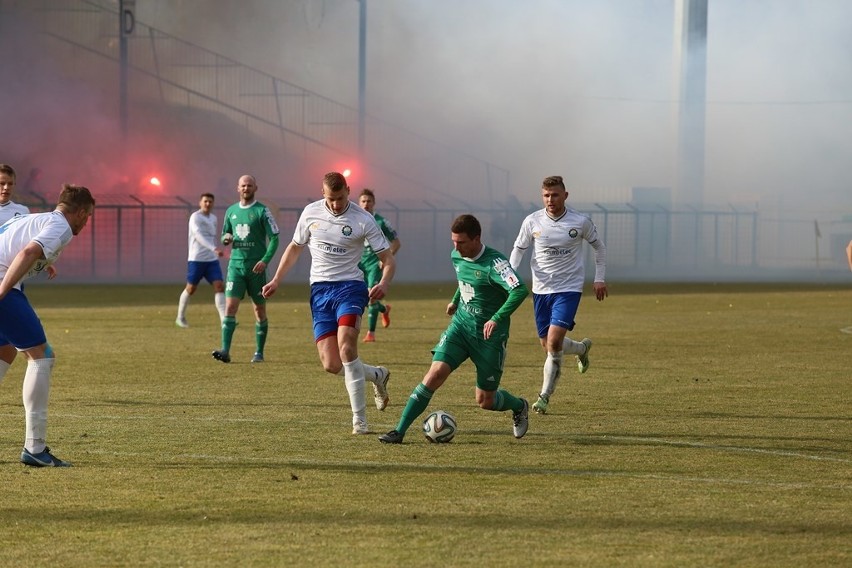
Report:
118,0,136,141
673,0,708,208
357,0,367,156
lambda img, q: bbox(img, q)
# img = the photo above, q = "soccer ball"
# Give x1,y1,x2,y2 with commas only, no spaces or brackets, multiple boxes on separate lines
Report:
422,410,457,443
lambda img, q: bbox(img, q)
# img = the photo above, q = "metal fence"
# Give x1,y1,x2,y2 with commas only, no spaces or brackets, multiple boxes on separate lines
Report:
22,196,850,285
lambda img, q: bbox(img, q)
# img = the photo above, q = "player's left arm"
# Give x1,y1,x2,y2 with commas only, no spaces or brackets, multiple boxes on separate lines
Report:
381,219,401,256
586,219,608,301
254,208,281,273
389,237,401,256
484,259,529,339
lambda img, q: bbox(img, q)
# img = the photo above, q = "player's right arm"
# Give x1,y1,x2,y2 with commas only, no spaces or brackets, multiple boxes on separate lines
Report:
261,241,304,298
0,241,43,300
221,208,233,245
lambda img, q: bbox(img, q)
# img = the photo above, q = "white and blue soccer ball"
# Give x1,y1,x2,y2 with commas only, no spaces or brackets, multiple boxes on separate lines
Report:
422,410,457,443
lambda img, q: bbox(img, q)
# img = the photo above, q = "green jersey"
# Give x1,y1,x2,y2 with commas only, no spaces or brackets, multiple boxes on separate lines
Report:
449,245,528,338
359,213,398,270
222,201,280,264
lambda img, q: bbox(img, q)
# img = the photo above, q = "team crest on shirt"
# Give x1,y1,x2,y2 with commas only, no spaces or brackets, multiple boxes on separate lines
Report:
569,228,578,238
474,270,482,279
342,225,353,236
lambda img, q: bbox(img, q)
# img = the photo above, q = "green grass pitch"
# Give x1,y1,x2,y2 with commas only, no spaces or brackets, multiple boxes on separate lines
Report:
0,283,849,566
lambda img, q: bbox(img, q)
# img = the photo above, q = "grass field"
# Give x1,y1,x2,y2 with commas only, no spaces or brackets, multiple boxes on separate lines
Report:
0,282,850,567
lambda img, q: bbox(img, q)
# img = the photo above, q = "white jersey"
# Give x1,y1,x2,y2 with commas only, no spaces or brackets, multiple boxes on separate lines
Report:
293,199,390,284
0,201,29,226
511,207,606,294
187,209,219,262
0,210,73,290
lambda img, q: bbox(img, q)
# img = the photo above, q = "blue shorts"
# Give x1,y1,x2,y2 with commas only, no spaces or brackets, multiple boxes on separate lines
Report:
0,289,47,350
533,291,582,338
187,260,224,286
310,280,369,341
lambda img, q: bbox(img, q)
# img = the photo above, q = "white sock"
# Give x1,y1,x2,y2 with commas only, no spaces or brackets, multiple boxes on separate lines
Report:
542,351,562,397
361,362,382,385
23,358,54,454
214,292,226,323
343,358,367,422
177,290,190,320
0,359,10,385
562,337,586,355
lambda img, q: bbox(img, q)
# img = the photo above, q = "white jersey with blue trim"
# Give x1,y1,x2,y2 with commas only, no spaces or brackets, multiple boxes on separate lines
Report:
512,207,606,294
0,210,73,290
293,199,390,284
0,201,29,226
187,210,219,262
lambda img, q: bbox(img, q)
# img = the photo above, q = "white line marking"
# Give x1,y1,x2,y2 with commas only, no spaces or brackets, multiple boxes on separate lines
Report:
597,434,852,464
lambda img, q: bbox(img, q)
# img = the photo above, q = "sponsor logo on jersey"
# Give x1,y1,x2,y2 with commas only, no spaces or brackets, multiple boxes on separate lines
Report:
543,246,572,257
462,304,483,315
320,244,347,254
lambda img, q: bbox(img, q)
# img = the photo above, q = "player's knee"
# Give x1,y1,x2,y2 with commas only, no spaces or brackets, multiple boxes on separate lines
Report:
323,362,343,375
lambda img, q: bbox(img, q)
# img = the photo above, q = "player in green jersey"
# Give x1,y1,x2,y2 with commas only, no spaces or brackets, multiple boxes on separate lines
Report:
212,175,280,364
379,214,530,444
357,189,401,343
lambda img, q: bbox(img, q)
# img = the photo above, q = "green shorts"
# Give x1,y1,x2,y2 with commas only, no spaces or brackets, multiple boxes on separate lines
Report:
359,261,381,288
225,262,267,304
431,324,508,391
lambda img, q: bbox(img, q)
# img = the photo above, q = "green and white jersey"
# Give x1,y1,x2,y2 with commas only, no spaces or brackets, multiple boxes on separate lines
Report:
359,213,397,271
449,245,528,337
222,201,280,264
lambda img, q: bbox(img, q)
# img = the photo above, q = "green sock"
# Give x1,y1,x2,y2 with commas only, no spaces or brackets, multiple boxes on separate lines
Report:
255,320,268,354
222,316,236,352
367,303,381,332
490,388,523,412
396,383,433,434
